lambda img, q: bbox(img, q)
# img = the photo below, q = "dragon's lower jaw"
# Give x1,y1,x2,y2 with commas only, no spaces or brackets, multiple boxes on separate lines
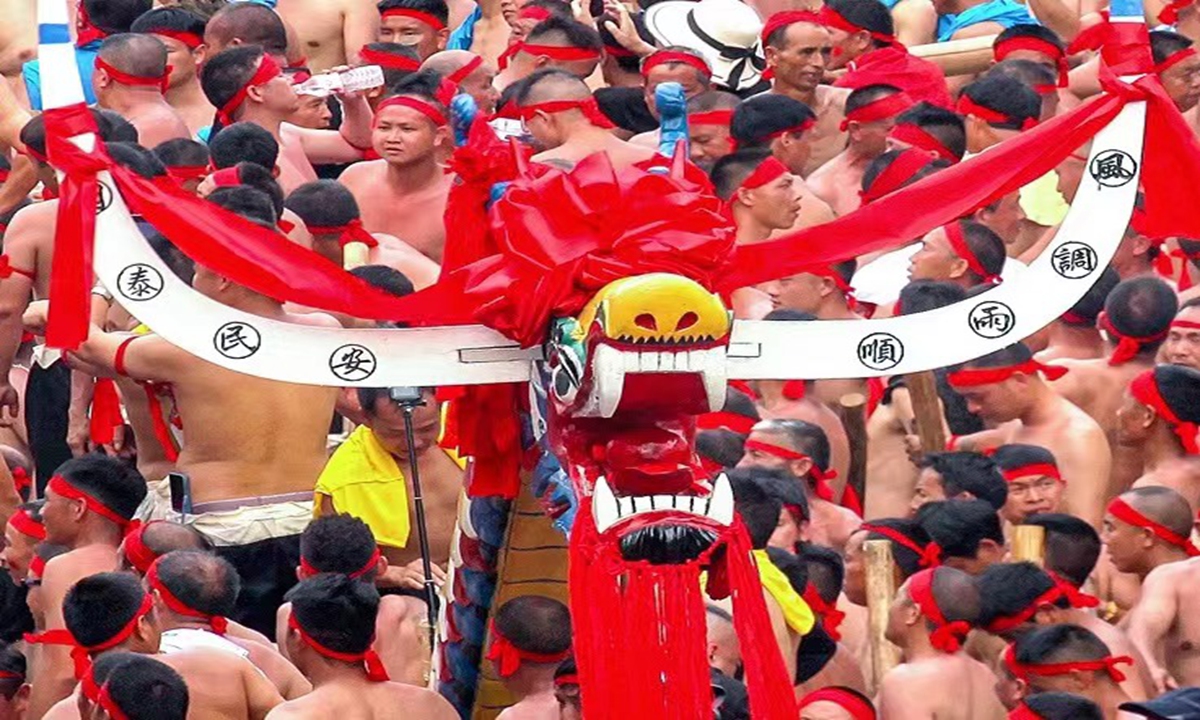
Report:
592,473,734,563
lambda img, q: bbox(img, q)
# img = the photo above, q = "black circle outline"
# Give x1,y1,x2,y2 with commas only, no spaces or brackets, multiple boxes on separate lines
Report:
212,321,261,360
1088,149,1138,188
1050,242,1099,280
115,263,164,302
328,343,377,381
967,301,1016,340
856,332,905,371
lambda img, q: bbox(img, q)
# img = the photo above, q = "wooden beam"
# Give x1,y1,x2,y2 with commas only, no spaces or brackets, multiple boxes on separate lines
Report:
910,35,998,77
864,539,902,689
904,372,946,455
837,393,868,509
1011,524,1046,567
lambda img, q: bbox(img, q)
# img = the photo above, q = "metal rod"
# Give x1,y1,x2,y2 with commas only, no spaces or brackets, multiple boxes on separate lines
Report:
400,402,439,654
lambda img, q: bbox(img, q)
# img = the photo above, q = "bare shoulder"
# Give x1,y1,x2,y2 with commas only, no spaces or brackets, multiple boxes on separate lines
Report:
338,160,384,185
817,85,851,111
385,682,459,717
378,594,418,621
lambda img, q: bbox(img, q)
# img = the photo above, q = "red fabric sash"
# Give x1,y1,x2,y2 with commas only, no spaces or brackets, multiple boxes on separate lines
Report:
859,147,934,203
743,438,836,500
1159,0,1194,25
1000,462,1063,483
1097,310,1168,365
358,46,420,71
1129,370,1199,454
739,157,788,191
306,218,380,249
798,687,876,720
641,51,711,79
299,546,381,579
89,378,123,447
947,360,1067,388
1108,496,1200,555
48,475,131,528
82,668,129,720
216,55,281,125
956,94,1038,130
288,613,389,680
1003,642,1133,683
122,520,159,574
994,36,1068,87
907,568,970,653
945,220,1001,284
375,95,448,127
861,523,941,567
147,557,229,634
95,57,169,92
7,509,45,540
1156,47,1197,74
380,7,446,30
802,586,846,640
515,99,615,129
10,467,29,497
486,621,570,676
839,92,913,131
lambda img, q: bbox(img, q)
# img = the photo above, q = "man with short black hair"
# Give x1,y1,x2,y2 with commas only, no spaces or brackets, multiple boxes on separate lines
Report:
489,596,572,720
79,652,189,720
712,149,802,247
907,219,1007,289
1151,30,1200,113
958,75,1041,154
888,101,965,162
991,444,1066,524
0,643,26,719
130,7,215,135
1163,298,1200,371
152,138,211,194
1008,624,1141,713
915,499,1004,574
376,0,449,59
910,451,1007,514
208,121,281,172
502,17,603,84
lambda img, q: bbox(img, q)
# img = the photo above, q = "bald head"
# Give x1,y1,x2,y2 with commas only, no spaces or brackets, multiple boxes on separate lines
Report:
204,3,287,56
706,604,741,677
517,68,590,105
1122,486,1194,538
420,49,480,77
98,33,168,78
911,566,981,625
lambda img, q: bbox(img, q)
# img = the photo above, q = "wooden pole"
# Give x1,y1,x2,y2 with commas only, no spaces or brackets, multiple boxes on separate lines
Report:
837,393,868,509
864,539,902,690
904,371,947,454
910,35,998,76
1011,525,1046,567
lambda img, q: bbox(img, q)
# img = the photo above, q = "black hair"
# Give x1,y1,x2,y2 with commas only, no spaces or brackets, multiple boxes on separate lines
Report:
825,0,894,45
20,108,138,161
349,265,415,298
207,121,279,170
200,45,267,126
1104,277,1178,355
960,75,1041,130
710,147,777,200
287,574,381,655
1014,623,1113,672
55,455,147,523
152,138,210,169
977,561,1065,630
84,0,153,34
862,518,936,578
300,515,379,578
960,341,1033,371
730,94,816,148
526,16,604,53
1023,693,1103,720
224,162,284,219
897,280,966,315
493,595,572,655
986,58,1057,92
990,443,1058,475
97,33,168,79
995,24,1066,52
97,652,189,720
894,102,967,160
206,4,287,55
360,42,421,87
0,643,24,699
598,10,654,73
1153,364,1200,424
763,309,817,322
207,185,277,228
1062,266,1119,326
131,6,207,39
377,0,449,25
756,419,832,474
1021,513,1101,587
385,69,450,113
697,429,747,473
147,230,195,284
766,547,809,596
845,83,904,117
727,466,797,548
63,572,148,648
1151,30,1194,66
861,149,949,197
953,220,1007,285
798,543,844,603
154,550,240,618
915,499,1004,560
285,180,362,229
919,451,1008,511
514,67,589,106
107,142,168,179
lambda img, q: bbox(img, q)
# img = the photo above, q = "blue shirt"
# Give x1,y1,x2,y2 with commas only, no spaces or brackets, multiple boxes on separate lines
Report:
937,0,1036,41
447,6,481,51
23,39,101,111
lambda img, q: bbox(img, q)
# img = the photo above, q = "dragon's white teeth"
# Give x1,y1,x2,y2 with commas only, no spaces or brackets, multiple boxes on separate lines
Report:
593,477,619,534
582,346,728,418
708,473,734,526
699,348,727,413
593,344,624,419
589,475,736,533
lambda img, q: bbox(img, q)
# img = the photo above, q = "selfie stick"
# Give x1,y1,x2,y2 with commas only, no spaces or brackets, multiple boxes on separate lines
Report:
395,390,439,653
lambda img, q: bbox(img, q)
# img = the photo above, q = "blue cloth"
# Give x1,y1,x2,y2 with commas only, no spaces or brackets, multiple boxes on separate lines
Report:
23,40,101,111
447,6,481,50
937,0,1035,41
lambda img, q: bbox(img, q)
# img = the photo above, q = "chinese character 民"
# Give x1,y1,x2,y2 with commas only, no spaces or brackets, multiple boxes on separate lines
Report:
218,324,256,355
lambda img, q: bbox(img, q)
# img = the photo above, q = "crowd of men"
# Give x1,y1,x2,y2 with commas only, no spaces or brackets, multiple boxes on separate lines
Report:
0,0,1192,716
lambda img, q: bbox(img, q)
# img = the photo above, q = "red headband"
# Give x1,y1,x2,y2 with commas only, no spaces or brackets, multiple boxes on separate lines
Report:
299,546,382,580
515,43,601,65
956,94,1037,130
375,95,448,127
802,586,846,641
1159,0,1196,25
28,555,45,581
445,54,483,86
515,98,615,129
209,166,241,187
945,221,1001,284
147,558,229,635
812,265,857,309
48,475,132,528
761,11,823,47
839,92,914,131
49,594,155,678
1000,463,1063,484
166,164,210,184
1130,370,1199,454
150,28,203,49
1003,643,1134,683
743,438,836,501
993,37,1068,87
861,523,941,568
1172,318,1200,331
689,110,734,128
519,6,552,21
122,521,159,574
1108,496,1200,555
907,569,970,653
77,1,108,47
486,621,571,677
380,8,447,30
8,508,45,540
859,148,934,203
554,673,578,687
819,6,900,46
696,410,756,434
889,123,956,163
641,51,711,79
96,57,170,92
305,218,380,249
797,687,876,720
738,157,789,192
82,669,129,720
1097,311,1169,366
358,47,420,71
947,360,1068,388
985,574,1097,633
288,612,389,680
216,55,282,125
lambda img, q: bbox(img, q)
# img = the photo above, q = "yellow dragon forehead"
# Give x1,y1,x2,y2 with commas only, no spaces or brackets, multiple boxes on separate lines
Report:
577,273,731,344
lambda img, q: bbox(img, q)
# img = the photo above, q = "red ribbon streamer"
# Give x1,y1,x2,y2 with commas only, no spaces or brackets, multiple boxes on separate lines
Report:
907,568,970,653
89,378,123,447
288,613,390,681
947,360,1068,388
1108,496,1200,555
1129,369,1200,455
1098,310,1169,365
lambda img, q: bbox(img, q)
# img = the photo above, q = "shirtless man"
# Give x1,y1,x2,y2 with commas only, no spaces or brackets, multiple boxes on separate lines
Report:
808,84,910,216
149,551,311,699
275,0,378,71
376,0,449,60
201,46,373,193
1115,365,1200,482
338,83,452,262
0,0,35,86
500,17,603,86
948,342,1113,528
421,50,501,115
916,499,1006,575
1163,300,1200,370
1127,546,1200,691
130,7,215,137
1035,268,1118,363
686,91,740,171
990,444,1066,525
712,149,801,251
737,420,861,551
285,180,440,289
75,652,188,720
907,220,1007,290
762,15,849,175
26,189,340,637
762,262,861,329
203,3,290,64
268,574,457,719
2,502,43,584
27,457,146,718
1007,624,1141,720
92,34,190,148
909,450,1008,515
486,597,573,720
877,566,1006,720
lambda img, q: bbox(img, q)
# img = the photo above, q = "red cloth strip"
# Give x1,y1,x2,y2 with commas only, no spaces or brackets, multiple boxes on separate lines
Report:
150,28,202,49
27,555,45,580
1000,462,1063,483
123,520,160,574
641,50,711,79
299,546,381,579
89,378,123,447
445,54,483,86
143,384,180,463
907,568,969,653
82,669,130,720
380,8,446,30
689,110,734,127
1097,310,1168,365
48,475,132,528
375,95,447,127
859,147,934,203
812,265,857,308
95,57,169,91
216,55,282,125
1047,570,1099,609
1108,496,1200,555
8,509,45,540
519,6,552,21
1004,643,1133,683
739,157,789,191
744,438,805,459
147,557,229,634
761,11,824,47
516,44,601,64
70,594,153,678
986,584,1063,633
802,586,846,641
994,36,1068,87
956,94,1037,130
1160,0,1194,25
114,336,138,377
861,523,941,567
0,255,36,280
76,2,108,47
944,220,1001,284
554,673,579,687
487,621,571,676
288,613,390,680
839,92,914,131
515,99,615,129
1156,47,1198,75
819,6,901,46
1129,370,1199,455
947,360,1067,388
209,166,241,187
166,164,210,183
358,47,420,71
306,218,380,249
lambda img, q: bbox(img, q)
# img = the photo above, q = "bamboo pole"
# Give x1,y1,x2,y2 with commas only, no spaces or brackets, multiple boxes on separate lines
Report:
865,539,902,689
904,372,946,455
1011,525,1046,567
910,35,998,77
837,393,868,509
